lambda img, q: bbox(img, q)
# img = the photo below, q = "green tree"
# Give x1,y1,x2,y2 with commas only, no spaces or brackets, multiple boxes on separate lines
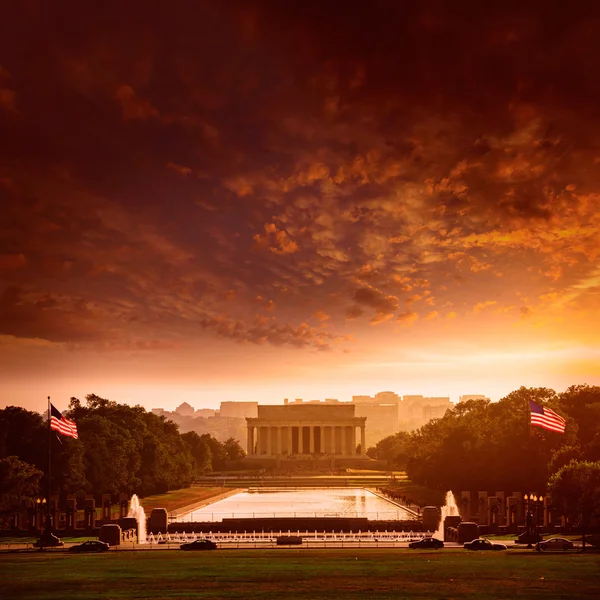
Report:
68,394,196,496
548,460,600,550
200,435,228,470
558,385,600,461
404,388,565,492
0,456,43,513
223,437,245,462
181,432,213,475
0,407,45,471
366,431,410,468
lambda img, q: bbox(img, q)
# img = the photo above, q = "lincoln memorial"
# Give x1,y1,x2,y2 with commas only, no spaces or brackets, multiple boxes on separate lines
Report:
246,403,367,458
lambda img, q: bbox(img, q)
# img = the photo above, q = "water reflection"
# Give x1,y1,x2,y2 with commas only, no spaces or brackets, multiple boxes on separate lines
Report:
176,488,414,522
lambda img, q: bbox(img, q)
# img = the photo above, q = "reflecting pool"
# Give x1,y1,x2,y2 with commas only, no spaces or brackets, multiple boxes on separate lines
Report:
174,488,414,522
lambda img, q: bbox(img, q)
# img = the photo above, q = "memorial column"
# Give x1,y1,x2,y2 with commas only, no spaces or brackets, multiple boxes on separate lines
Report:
247,427,252,455
298,424,304,455
266,425,272,456
309,426,315,454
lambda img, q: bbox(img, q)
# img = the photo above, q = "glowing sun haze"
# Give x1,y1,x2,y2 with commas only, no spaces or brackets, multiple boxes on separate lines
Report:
1,1,600,412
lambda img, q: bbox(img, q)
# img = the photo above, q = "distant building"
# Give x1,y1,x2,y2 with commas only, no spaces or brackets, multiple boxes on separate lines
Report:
175,402,195,417
246,404,366,458
353,403,399,448
399,395,452,429
151,408,166,416
374,391,402,405
219,401,258,419
352,395,374,404
195,409,216,418
459,395,490,402
283,398,341,405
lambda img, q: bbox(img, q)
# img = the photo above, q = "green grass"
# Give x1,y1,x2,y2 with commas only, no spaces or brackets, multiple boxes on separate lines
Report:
0,536,95,547
1,549,598,600
141,487,229,513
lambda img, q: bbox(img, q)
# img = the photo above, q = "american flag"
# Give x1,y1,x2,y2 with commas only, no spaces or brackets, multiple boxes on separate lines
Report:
50,403,78,439
529,400,566,434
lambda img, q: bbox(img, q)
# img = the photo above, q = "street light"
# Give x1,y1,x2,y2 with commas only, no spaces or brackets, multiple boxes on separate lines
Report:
524,494,534,548
524,493,543,548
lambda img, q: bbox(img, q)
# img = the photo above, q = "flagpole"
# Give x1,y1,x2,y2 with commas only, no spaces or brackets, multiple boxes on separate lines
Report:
47,396,52,533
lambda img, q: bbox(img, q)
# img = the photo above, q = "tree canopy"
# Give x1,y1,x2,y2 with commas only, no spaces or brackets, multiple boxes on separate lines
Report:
371,385,600,496
0,394,245,503
548,459,600,543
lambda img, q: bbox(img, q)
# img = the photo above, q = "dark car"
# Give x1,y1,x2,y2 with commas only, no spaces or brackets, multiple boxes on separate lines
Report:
180,539,217,551
409,537,444,549
34,533,64,548
464,538,507,551
69,540,110,553
538,538,574,551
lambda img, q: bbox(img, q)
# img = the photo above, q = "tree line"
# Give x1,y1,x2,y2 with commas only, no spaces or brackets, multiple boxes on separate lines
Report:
367,385,600,532
0,394,245,515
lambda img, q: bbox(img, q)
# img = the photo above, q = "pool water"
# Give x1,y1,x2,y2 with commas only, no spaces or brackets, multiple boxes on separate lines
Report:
175,488,414,522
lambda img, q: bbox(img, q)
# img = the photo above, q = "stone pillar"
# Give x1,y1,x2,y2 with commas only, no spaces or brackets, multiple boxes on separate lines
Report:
66,497,77,529
543,496,551,529
478,491,488,525
495,491,506,526
309,426,315,453
101,494,112,520
360,426,366,454
84,497,95,529
277,427,282,455
247,427,253,455
341,427,347,456
298,425,304,454
266,425,272,456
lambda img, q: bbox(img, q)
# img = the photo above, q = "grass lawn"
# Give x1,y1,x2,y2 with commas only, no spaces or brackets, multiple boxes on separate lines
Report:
1,548,598,600
140,487,228,513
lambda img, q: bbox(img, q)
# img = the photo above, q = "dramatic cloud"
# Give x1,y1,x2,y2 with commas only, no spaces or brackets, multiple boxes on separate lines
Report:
1,1,600,408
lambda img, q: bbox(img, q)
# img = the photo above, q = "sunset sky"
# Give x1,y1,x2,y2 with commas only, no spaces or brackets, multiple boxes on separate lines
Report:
2,1,600,413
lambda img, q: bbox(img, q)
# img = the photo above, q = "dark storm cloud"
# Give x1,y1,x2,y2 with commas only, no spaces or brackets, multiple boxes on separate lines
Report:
1,1,600,350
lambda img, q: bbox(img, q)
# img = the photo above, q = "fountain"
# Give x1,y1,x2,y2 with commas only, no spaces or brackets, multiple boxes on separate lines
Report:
434,491,459,540
127,494,147,544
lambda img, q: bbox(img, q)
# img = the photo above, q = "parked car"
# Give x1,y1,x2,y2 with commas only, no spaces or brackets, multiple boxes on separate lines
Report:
538,538,574,551
464,538,507,551
180,539,217,551
409,537,444,549
33,533,64,548
69,540,110,553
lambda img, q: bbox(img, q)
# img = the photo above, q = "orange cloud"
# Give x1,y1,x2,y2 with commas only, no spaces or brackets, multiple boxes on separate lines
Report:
254,223,299,254
396,312,419,326
473,301,498,313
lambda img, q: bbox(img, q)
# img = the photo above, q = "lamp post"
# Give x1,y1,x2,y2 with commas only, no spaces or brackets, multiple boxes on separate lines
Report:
524,492,543,548
524,494,534,548
535,494,542,537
